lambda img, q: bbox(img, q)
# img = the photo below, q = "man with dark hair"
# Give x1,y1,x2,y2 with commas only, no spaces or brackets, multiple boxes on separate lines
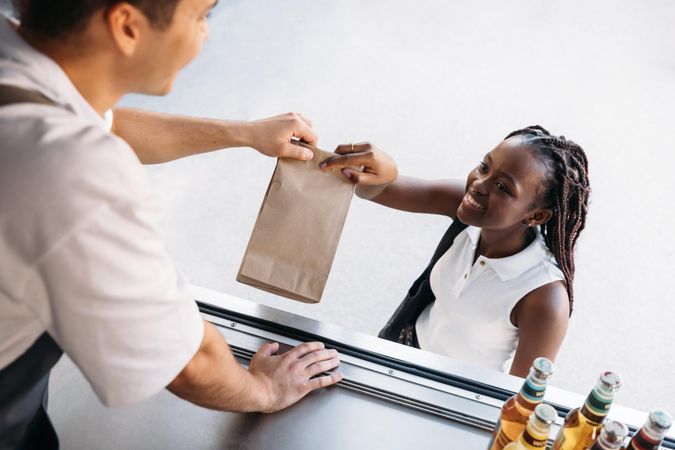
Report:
0,1,342,448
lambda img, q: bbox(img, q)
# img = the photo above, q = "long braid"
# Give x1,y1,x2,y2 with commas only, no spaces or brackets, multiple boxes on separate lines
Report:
504,126,590,314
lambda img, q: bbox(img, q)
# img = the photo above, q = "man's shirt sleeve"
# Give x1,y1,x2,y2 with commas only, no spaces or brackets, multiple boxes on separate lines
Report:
23,196,205,407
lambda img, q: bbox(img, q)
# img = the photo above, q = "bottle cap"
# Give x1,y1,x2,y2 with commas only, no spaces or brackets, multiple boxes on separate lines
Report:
600,420,628,444
648,409,673,432
533,403,558,425
599,371,622,392
531,357,554,380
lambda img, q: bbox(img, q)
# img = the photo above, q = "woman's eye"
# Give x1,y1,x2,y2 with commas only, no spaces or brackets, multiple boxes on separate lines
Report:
496,182,509,194
479,161,488,173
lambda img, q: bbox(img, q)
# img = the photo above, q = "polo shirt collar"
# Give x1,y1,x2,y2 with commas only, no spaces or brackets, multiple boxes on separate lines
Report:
466,225,554,281
0,15,106,127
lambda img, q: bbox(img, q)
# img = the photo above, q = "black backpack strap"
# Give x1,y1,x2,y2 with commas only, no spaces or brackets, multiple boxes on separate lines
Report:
424,219,469,282
379,219,468,342
0,84,56,107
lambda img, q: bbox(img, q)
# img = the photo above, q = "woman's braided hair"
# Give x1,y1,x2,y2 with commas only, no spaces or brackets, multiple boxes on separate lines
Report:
504,125,590,314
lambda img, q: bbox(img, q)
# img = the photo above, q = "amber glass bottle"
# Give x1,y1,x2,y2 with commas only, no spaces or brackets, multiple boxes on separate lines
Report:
503,404,558,450
553,371,622,450
487,357,555,450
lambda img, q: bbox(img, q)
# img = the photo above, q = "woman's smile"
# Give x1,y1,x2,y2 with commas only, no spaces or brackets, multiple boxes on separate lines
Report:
463,192,486,211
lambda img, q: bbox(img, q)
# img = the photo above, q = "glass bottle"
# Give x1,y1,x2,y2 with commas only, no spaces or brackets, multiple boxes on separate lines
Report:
589,420,628,450
503,403,558,450
623,409,672,450
488,357,555,450
553,371,622,450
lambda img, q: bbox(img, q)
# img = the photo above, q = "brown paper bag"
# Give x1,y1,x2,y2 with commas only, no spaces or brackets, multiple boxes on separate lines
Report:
236,142,357,303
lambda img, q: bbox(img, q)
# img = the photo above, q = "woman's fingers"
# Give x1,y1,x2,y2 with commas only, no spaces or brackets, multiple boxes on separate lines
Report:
334,142,373,155
319,152,372,171
340,170,385,185
318,141,397,186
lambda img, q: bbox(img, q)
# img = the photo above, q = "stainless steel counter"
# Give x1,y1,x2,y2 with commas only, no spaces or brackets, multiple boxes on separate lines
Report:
48,286,675,449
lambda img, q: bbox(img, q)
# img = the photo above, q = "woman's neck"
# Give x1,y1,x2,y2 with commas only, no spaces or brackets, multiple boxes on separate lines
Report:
475,225,536,261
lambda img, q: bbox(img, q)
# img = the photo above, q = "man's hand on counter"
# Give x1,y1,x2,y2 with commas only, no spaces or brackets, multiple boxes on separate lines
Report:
249,341,343,413
166,321,343,413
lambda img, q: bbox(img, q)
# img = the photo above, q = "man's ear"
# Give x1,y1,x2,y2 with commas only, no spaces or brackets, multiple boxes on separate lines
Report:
105,2,147,56
524,208,553,227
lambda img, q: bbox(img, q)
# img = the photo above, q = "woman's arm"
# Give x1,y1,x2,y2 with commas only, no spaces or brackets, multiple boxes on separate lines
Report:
319,142,465,218
508,281,570,377
364,176,465,218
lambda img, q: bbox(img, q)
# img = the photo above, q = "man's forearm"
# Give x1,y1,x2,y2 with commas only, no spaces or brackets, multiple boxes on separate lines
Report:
167,321,268,412
111,108,252,164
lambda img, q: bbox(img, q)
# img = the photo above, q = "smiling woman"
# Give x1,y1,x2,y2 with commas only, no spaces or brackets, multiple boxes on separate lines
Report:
319,126,590,378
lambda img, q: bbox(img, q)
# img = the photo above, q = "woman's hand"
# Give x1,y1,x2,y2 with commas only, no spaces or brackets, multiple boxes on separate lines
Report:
319,142,398,186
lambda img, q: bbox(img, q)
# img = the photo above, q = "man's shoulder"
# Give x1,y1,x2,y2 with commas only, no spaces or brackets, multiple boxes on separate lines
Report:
0,104,155,276
1,103,120,156
0,104,147,202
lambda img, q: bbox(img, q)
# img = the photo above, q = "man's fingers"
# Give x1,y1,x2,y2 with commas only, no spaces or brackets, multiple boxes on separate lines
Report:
287,341,325,359
300,349,339,368
291,121,318,146
257,341,280,357
296,113,314,128
308,371,344,391
306,357,341,378
282,142,314,161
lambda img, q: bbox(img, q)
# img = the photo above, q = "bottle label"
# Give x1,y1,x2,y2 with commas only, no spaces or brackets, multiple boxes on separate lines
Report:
521,378,546,403
628,429,661,449
585,390,611,416
523,430,547,448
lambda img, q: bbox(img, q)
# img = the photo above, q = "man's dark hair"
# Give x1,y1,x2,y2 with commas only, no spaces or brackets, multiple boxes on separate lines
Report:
13,0,182,37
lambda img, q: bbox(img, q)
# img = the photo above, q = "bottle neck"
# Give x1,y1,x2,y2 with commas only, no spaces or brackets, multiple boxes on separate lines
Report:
517,375,547,408
520,418,550,448
580,385,615,424
627,427,664,449
641,419,669,443
590,439,622,450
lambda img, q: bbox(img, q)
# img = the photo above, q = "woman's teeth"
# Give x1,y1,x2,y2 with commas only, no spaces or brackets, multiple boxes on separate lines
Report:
466,193,485,210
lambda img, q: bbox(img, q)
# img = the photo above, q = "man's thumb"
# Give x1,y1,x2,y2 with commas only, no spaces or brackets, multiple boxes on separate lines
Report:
258,341,280,356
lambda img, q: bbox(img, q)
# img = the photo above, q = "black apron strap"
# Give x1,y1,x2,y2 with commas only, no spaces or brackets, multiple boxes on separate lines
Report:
0,333,63,450
0,84,63,450
0,84,55,107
